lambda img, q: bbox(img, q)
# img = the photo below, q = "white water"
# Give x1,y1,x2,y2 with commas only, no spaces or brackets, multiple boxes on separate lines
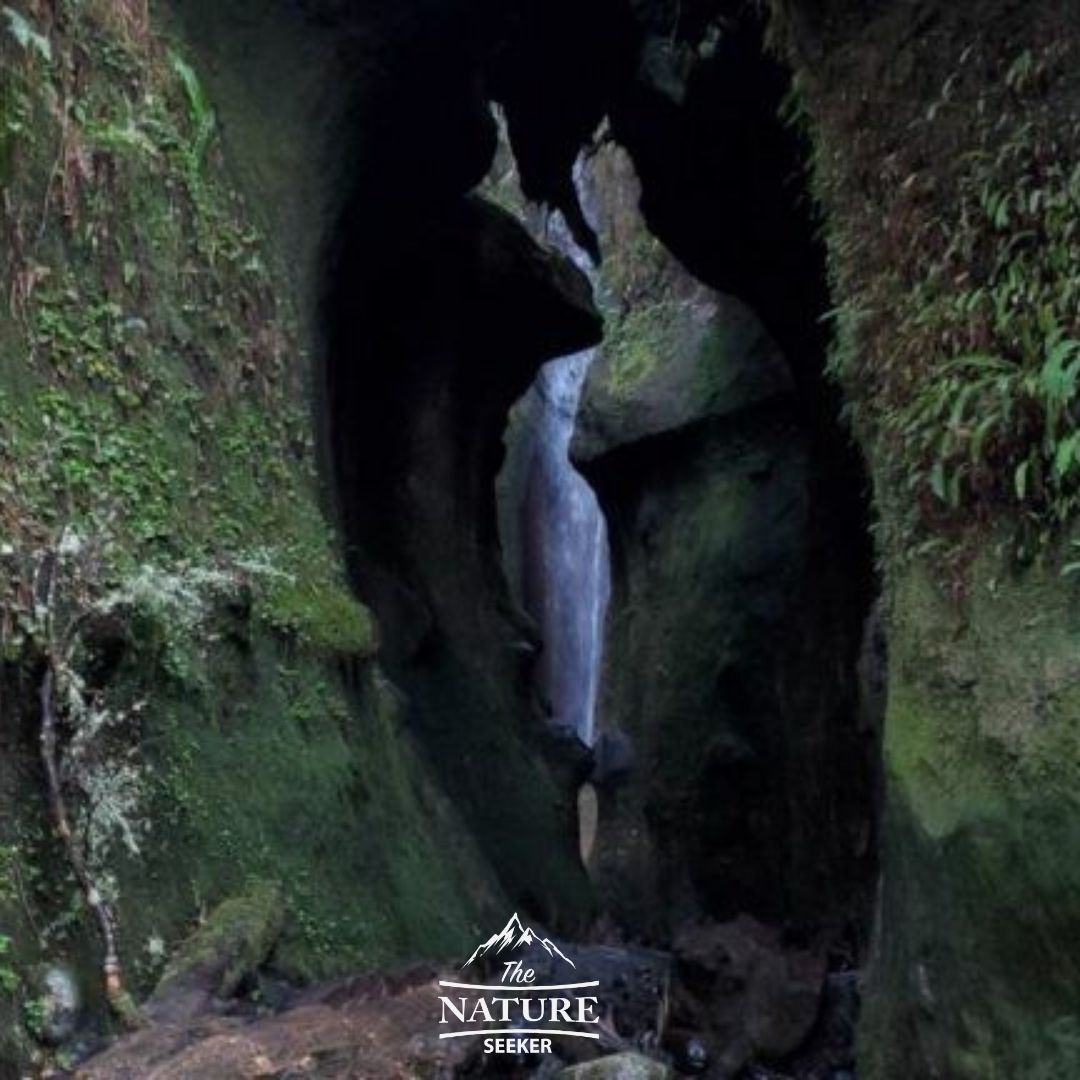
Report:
524,164,611,747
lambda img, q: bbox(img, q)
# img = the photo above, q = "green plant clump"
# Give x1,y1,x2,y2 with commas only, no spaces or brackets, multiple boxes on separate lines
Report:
604,300,679,398
891,112,1080,534
786,26,1080,562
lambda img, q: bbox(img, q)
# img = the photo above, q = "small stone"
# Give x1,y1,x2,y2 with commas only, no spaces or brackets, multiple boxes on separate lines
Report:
674,1034,709,1074
31,964,80,1045
560,1051,672,1079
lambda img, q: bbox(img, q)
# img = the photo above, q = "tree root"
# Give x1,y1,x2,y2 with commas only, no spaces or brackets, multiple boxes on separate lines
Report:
39,666,143,1029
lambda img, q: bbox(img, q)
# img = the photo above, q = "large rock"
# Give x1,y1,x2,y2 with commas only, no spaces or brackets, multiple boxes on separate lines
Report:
671,916,826,1074
570,146,793,465
31,964,81,1047
563,145,877,943
145,882,284,1024
77,968,476,1079
571,290,793,463
511,938,671,1052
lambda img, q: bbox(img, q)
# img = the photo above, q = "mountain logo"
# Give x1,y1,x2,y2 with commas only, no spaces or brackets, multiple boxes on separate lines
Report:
437,912,600,1054
463,912,576,969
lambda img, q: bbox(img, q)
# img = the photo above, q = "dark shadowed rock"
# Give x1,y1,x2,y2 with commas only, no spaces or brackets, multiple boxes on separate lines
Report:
326,160,603,927
671,916,825,1076
555,143,876,946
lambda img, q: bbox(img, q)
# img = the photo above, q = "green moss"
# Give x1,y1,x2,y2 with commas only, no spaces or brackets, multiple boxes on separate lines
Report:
860,781,1080,1080
154,879,284,999
111,632,496,986
0,7,363,660
603,300,678,398
602,231,669,301
256,574,376,656
885,549,1080,836
884,684,999,839
860,540,1080,1077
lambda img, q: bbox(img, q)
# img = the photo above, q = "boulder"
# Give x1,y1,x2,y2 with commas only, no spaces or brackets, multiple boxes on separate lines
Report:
145,881,284,1025
31,964,80,1046
671,916,825,1074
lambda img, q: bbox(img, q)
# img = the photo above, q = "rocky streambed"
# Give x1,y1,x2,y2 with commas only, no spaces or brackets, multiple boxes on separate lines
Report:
59,891,858,1080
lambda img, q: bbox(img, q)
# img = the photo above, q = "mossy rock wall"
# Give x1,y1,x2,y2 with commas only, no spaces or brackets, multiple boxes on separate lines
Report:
0,1,504,1069
865,555,1080,1078
776,0,1080,1073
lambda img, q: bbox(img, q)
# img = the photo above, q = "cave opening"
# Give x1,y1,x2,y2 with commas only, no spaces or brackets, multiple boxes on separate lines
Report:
318,0,880,1066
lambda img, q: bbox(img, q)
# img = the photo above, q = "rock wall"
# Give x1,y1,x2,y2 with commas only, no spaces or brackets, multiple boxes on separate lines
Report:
0,1,523,1068
165,0,602,932
566,145,877,945
774,0,1080,1074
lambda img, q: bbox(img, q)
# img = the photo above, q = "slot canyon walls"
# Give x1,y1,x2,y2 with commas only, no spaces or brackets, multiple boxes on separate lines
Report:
5,0,1078,1075
176,0,883,1024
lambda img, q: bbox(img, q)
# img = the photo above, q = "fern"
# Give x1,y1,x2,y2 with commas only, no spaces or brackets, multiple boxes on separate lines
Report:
2,5,51,63
168,50,215,180
899,335,1080,519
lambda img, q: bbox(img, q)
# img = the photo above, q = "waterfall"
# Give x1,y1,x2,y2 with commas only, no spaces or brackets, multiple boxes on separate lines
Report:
517,161,611,748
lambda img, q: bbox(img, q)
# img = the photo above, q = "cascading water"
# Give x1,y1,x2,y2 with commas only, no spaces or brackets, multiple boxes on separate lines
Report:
525,351,609,747
512,158,611,749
